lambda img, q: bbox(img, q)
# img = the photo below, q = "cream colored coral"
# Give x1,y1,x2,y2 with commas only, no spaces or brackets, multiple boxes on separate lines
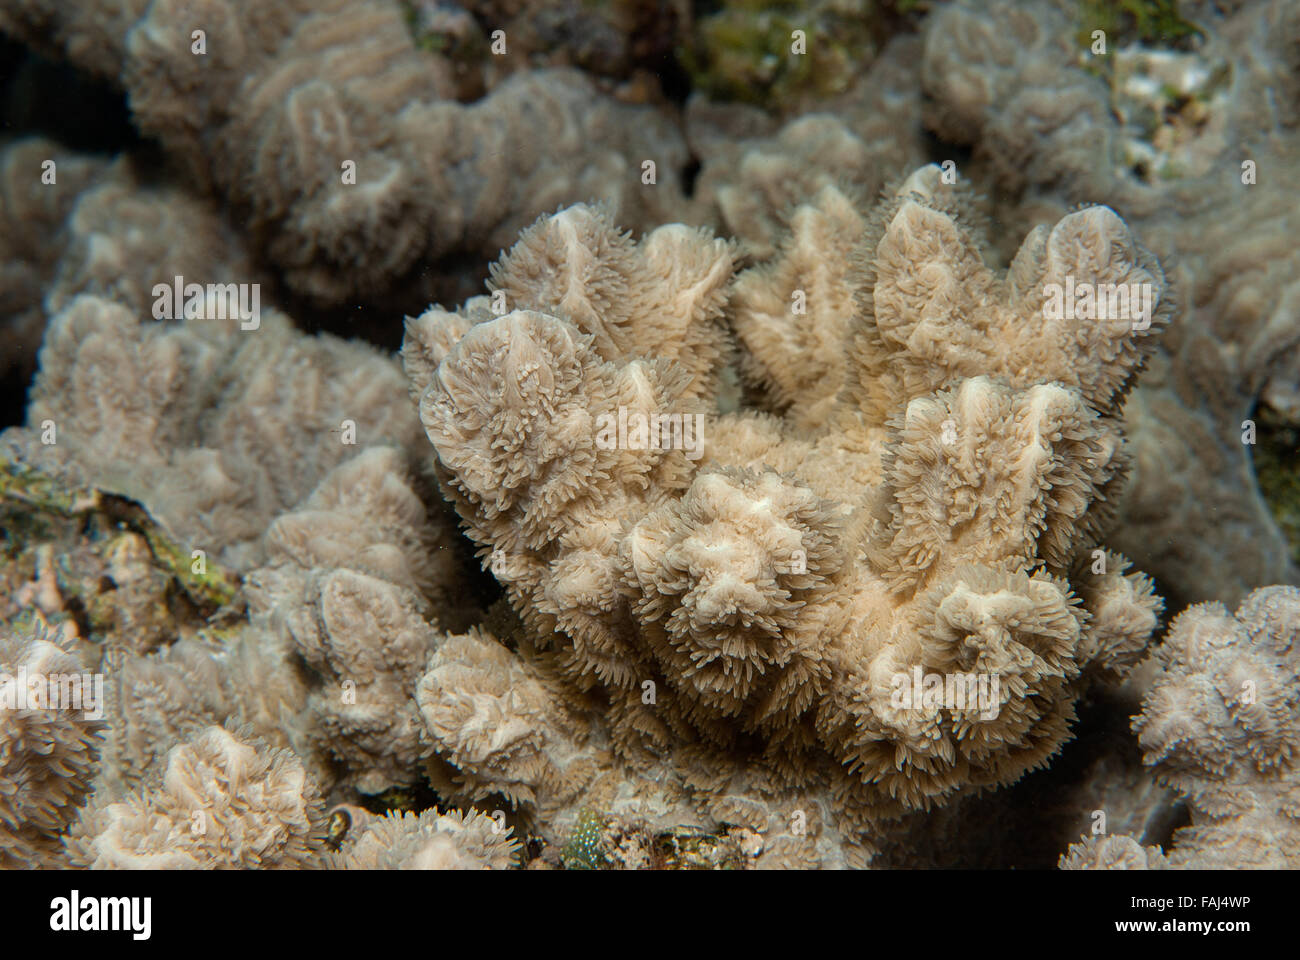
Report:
249,448,471,794
68,725,325,869
0,0,697,302
1131,586,1300,868
416,627,600,815
919,0,1300,607
1059,834,1168,870
406,182,1167,861
687,32,930,260
8,293,425,571
0,137,108,384
0,625,103,868
331,808,519,870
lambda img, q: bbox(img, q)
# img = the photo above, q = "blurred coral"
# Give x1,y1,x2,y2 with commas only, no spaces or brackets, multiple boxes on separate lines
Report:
0,0,698,302
919,0,1300,607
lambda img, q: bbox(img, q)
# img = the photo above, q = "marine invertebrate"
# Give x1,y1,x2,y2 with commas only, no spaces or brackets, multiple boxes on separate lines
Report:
0,620,103,868
1128,585,1300,868
0,137,107,387
4,292,425,571
67,724,326,869
0,0,697,302
404,174,1167,863
330,807,519,869
1058,833,1168,869
687,31,928,261
253,447,465,793
919,0,1300,606
6,0,1291,876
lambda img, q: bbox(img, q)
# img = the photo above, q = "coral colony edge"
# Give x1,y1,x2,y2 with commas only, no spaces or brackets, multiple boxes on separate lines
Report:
0,0,1298,875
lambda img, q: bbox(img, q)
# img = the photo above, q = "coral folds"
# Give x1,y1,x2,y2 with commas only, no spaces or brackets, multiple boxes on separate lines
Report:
404,177,1166,863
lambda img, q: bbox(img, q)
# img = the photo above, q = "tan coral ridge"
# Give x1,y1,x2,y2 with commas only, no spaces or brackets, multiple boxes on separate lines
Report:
0,620,103,868
1135,586,1299,868
404,167,1168,865
68,724,326,869
0,0,695,302
920,0,1300,606
1060,585,1300,870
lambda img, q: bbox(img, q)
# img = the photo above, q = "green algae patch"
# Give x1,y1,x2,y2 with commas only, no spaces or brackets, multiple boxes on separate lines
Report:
1075,0,1203,52
561,808,613,869
681,0,913,111
0,458,241,618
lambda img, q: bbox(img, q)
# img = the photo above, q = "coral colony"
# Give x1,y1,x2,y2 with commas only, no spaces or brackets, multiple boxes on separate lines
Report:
0,0,1297,871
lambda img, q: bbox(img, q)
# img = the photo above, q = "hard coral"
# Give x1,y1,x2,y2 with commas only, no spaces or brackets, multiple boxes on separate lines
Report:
5,293,425,571
404,173,1167,863
920,0,1300,606
0,622,103,868
67,724,326,869
0,0,696,302
331,807,519,869
1130,586,1300,868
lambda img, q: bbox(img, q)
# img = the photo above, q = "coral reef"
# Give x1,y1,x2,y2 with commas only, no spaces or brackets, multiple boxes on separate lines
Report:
1,0,1295,874
403,179,1166,864
67,724,326,869
4,293,427,571
0,619,102,868
687,31,928,260
919,0,1300,607
1058,833,1169,869
0,0,697,303
0,137,107,388
330,806,519,869
1131,586,1300,868
1059,585,1300,869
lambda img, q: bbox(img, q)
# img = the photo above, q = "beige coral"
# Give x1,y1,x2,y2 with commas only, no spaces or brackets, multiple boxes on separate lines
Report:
0,622,103,868
405,182,1167,862
0,0,697,303
1130,586,1300,868
1059,834,1168,870
5,292,426,571
67,724,326,869
687,31,930,261
919,0,1300,607
0,137,108,385
330,807,519,870
245,446,471,794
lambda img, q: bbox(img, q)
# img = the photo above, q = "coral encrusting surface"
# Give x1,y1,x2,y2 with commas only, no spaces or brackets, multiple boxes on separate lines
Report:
403,167,1167,866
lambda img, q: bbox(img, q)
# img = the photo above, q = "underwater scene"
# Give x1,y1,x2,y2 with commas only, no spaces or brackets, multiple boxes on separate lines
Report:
0,0,1297,887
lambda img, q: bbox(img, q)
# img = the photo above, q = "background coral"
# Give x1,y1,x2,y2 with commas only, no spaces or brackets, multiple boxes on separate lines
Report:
4,293,428,571
0,621,102,867
330,806,519,869
1128,585,1300,868
0,0,699,304
919,0,1300,608
67,724,327,869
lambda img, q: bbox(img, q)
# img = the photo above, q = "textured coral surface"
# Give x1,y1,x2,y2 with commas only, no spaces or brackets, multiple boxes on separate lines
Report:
1,0,1296,873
